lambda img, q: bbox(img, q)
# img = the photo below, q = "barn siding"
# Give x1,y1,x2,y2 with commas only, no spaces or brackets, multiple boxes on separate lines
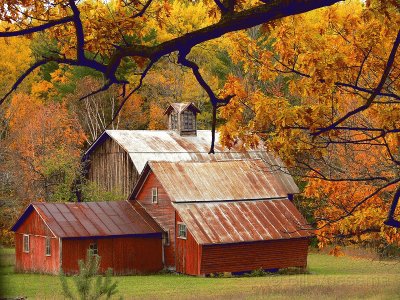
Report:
175,213,200,275
61,237,162,275
15,233,59,274
15,208,54,237
200,238,310,275
134,172,176,268
87,137,137,198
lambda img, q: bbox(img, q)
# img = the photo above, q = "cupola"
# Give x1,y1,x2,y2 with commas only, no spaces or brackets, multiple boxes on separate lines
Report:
164,103,201,136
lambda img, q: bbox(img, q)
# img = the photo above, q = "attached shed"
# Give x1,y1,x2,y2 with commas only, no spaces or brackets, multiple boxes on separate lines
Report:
11,201,163,275
174,200,312,275
130,159,313,275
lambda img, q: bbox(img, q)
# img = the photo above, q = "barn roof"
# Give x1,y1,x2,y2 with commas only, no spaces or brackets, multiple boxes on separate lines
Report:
174,199,313,245
164,102,201,115
86,130,299,195
11,201,162,238
132,159,295,202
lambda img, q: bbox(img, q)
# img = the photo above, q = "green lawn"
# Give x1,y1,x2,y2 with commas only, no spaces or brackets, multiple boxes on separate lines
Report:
1,248,399,299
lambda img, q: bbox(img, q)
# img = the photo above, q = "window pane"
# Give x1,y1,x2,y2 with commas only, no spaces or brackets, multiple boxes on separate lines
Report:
45,237,51,256
178,224,187,239
23,235,29,252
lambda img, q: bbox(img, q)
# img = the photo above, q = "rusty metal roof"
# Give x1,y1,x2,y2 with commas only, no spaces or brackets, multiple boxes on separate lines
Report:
144,160,292,202
85,130,299,195
174,199,313,244
12,201,162,238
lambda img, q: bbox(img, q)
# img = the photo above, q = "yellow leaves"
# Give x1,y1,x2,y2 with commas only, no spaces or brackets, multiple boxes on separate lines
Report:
31,80,54,99
149,103,167,130
329,246,345,257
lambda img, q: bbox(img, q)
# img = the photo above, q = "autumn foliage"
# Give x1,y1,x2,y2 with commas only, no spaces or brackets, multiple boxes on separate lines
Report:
0,0,399,252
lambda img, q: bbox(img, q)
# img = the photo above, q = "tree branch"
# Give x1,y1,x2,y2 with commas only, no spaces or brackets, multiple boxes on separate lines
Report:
385,185,400,228
132,0,153,18
177,50,234,153
0,16,74,37
107,58,157,128
0,0,343,106
313,30,400,135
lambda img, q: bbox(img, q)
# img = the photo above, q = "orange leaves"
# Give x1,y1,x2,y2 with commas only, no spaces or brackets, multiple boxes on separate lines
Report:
4,92,87,202
149,102,167,130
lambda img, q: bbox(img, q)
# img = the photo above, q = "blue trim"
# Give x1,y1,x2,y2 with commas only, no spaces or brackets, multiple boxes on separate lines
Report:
10,204,34,232
62,233,162,240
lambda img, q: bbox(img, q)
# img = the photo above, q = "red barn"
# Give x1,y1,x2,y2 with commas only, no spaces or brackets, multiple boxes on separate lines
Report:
11,201,163,274
130,159,313,275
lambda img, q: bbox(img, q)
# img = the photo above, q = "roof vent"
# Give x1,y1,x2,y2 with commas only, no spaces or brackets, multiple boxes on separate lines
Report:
164,103,201,136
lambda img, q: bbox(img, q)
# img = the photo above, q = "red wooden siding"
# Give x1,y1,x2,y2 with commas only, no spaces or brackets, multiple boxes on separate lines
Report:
61,237,163,275
14,208,59,273
15,208,54,237
175,213,201,275
200,238,310,275
134,172,176,268
14,233,59,274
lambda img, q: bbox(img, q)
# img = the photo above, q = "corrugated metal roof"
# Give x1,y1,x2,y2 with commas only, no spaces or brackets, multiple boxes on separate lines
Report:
86,130,299,194
174,199,313,244
14,201,162,238
147,160,292,202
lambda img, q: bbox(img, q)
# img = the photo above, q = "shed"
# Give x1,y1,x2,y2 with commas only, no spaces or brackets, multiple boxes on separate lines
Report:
130,159,313,275
11,201,163,275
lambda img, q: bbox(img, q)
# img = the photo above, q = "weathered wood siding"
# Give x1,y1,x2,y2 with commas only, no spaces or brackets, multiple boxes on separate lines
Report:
87,137,137,198
200,238,310,275
134,172,176,268
61,236,163,275
14,209,59,274
175,213,201,275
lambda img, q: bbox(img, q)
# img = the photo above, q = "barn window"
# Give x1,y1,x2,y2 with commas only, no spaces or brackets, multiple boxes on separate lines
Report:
45,237,51,256
89,242,98,255
178,223,187,239
152,187,158,203
171,113,178,130
23,234,30,253
182,111,194,131
163,230,170,246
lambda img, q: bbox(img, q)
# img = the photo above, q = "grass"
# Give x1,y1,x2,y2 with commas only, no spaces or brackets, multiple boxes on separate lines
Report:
1,248,400,299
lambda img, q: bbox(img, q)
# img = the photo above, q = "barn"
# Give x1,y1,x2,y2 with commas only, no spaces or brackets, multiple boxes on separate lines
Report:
130,159,313,275
11,102,312,276
83,103,299,198
11,201,163,274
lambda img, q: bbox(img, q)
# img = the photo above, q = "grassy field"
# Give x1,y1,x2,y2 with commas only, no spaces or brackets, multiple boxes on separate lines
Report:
1,248,399,299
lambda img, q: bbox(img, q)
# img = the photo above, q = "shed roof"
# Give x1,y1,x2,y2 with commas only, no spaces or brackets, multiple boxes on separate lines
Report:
174,199,313,245
11,201,162,238
133,159,294,202
86,130,299,195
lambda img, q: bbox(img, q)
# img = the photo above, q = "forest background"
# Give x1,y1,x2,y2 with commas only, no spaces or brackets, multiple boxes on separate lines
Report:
0,0,399,257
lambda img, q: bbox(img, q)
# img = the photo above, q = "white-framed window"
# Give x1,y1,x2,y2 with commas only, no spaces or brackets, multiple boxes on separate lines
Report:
178,223,187,239
163,230,170,246
182,111,194,131
45,237,51,256
152,187,158,203
23,234,30,253
89,242,98,255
